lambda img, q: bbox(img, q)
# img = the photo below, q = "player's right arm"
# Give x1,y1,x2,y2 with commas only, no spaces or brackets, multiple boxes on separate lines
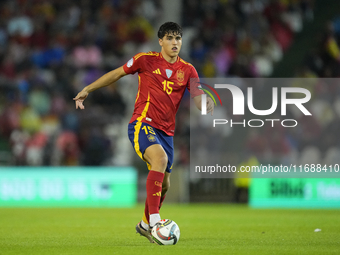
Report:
73,66,127,109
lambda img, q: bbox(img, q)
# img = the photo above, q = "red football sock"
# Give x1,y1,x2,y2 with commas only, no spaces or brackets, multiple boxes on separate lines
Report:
146,170,164,215
159,194,166,210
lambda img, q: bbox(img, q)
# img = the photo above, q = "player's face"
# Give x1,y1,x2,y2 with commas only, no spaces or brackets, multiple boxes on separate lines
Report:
159,33,182,58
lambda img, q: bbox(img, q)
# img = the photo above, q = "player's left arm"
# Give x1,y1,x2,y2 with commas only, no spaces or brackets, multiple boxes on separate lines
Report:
193,95,214,115
73,66,127,109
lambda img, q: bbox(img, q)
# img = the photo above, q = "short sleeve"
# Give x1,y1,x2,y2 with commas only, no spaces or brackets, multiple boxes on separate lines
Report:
187,65,204,98
123,53,144,75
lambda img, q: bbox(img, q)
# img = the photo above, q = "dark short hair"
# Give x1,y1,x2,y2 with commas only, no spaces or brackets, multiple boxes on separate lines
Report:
157,22,183,39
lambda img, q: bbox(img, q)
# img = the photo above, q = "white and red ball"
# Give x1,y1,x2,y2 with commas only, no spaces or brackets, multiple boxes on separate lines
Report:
151,219,180,245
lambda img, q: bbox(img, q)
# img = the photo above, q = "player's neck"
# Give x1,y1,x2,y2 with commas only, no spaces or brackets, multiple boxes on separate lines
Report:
161,50,178,64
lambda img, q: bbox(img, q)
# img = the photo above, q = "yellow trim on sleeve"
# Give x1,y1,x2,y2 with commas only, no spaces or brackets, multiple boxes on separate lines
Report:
134,52,159,61
180,59,192,66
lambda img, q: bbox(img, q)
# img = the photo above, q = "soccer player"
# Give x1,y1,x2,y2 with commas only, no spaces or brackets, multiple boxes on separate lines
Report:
73,22,214,243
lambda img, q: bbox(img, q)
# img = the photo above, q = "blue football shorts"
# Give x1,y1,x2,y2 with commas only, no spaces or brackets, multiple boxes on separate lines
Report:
128,120,174,173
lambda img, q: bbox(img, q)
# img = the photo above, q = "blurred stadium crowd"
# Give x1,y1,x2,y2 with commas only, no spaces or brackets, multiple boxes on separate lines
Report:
0,0,161,166
0,0,339,170
184,0,313,77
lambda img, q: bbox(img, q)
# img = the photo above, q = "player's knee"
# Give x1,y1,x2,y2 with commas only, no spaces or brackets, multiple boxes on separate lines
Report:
151,154,168,170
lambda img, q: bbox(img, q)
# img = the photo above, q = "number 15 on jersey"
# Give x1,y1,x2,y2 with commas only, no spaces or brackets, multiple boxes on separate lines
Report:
162,80,173,95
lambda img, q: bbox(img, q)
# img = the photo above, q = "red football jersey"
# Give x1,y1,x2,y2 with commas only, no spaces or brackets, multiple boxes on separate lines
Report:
123,51,203,136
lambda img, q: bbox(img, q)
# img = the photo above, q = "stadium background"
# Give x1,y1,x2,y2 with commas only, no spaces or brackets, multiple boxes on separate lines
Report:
0,0,340,206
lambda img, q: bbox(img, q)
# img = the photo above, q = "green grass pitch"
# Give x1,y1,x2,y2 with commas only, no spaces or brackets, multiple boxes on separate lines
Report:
0,204,339,255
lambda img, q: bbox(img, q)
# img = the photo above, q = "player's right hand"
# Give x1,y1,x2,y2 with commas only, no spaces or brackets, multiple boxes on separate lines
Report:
206,97,214,116
73,91,89,109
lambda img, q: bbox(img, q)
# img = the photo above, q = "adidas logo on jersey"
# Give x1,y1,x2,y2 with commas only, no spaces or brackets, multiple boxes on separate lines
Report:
153,191,162,196
153,68,161,75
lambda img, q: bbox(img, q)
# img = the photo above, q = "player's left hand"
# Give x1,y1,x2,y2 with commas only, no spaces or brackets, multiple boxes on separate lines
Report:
207,97,214,116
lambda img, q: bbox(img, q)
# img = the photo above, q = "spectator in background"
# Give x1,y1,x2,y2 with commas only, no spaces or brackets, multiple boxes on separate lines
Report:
73,40,102,68
7,9,34,39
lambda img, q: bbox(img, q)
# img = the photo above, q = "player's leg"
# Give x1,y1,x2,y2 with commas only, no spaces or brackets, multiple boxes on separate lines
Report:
128,121,162,243
141,171,169,230
153,130,173,212
143,144,167,227
128,121,171,241
143,144,168,172
137,170,168,244
158,132,173,211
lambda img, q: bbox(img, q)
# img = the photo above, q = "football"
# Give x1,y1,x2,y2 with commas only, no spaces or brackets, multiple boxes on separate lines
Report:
151,219,180,245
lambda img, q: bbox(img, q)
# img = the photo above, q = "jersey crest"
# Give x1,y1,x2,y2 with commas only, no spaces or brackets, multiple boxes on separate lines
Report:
166,69,173,78
177,70,184,82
